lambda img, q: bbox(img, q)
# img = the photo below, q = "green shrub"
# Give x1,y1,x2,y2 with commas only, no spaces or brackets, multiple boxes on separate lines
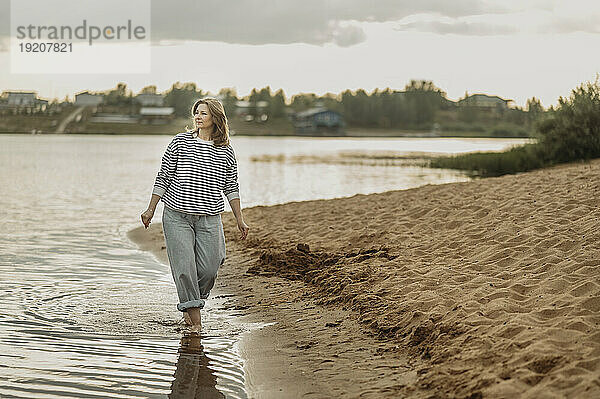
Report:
535,79,600,162
430,78,600,176
430,144,547,177
490,125,530,137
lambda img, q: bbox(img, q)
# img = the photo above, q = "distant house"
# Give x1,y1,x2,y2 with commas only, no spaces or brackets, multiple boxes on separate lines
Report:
458,94,513,110
139,106,175,124
5,91,36,106
75,91,104,106
36,99,49,112
1,91,49,113
292,107,345,135
89,114,139,123
234,100,250,119
235,100,269,121
135,93,164,107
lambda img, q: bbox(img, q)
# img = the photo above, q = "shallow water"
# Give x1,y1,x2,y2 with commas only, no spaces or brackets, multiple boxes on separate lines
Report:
0,134,529,398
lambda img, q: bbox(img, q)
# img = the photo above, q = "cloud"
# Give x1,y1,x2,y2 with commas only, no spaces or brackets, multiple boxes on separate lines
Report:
0,0,551,51
328,23,368,47
537,1,600,34
394,1,600,37
0,0,597,53
396,20,518,36
542,17,600,34
147,0,511,47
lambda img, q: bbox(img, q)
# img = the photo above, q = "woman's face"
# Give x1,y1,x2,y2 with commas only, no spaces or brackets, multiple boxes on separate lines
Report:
194,103,214,130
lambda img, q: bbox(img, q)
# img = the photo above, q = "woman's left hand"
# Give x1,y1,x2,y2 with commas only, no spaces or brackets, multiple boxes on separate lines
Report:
237,219,249,240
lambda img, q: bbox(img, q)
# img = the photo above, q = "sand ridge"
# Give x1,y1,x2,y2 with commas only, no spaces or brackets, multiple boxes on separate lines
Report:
222,158,600,398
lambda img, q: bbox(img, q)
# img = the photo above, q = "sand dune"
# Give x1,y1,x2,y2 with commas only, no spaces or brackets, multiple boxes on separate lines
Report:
221,158,600,398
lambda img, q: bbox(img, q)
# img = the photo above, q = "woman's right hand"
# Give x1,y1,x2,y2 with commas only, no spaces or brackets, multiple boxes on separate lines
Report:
141,209,155,229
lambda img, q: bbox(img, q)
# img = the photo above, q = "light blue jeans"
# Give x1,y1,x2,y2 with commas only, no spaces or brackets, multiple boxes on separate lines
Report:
161,205,226,312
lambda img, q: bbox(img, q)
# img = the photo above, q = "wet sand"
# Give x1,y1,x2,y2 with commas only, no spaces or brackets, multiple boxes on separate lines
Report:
130,223,419,398
131,158,600,398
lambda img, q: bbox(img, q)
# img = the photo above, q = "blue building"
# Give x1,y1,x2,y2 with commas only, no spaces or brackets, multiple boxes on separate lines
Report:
292,107,345,135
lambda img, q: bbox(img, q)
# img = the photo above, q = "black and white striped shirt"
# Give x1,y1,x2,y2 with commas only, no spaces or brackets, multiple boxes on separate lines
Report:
152,130,240,215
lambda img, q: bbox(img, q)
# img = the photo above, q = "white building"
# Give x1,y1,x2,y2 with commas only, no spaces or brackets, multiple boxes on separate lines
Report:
139,106,175,124
1,91,49,113
5,91,36,106
139,107,174,116
75,91,104,106
135,93,164,107
458,94,513,110
234,100,269,119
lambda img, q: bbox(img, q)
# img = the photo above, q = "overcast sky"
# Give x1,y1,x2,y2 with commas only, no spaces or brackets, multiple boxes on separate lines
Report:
1,0,599,107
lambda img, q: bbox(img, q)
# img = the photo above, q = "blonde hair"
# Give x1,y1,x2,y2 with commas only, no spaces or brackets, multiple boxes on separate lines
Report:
187,97,230,147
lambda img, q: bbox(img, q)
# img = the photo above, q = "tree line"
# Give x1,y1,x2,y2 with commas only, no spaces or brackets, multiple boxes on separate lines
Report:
85,80,547,134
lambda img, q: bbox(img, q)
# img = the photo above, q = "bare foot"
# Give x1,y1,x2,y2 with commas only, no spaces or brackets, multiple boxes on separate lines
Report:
189,324,202,335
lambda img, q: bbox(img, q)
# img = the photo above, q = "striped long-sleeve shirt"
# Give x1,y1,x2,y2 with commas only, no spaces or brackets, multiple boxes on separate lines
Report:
152,131,240,215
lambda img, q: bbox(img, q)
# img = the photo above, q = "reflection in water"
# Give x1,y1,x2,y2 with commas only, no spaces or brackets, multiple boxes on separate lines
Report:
170,334,226,399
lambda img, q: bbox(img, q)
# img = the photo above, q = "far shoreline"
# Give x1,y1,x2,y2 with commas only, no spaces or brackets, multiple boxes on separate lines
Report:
0,130,533,139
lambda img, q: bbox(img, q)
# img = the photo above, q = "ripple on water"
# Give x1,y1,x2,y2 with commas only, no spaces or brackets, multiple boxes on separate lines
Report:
0,296,254,398
1,246,254,399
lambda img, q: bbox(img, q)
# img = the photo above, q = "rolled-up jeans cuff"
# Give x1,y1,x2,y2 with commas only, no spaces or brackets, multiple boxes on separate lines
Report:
177,299,206,312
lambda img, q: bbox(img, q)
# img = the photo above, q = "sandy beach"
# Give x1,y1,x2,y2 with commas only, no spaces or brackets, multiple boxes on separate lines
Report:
131,158,600,398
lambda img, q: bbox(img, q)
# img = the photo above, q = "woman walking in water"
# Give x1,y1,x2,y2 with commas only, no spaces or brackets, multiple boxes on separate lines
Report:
140,97,249,334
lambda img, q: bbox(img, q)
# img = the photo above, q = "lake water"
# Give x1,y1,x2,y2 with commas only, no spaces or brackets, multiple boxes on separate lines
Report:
0,134,530,398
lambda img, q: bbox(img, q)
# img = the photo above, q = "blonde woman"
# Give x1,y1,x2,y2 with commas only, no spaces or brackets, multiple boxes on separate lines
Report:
141,97,249,334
